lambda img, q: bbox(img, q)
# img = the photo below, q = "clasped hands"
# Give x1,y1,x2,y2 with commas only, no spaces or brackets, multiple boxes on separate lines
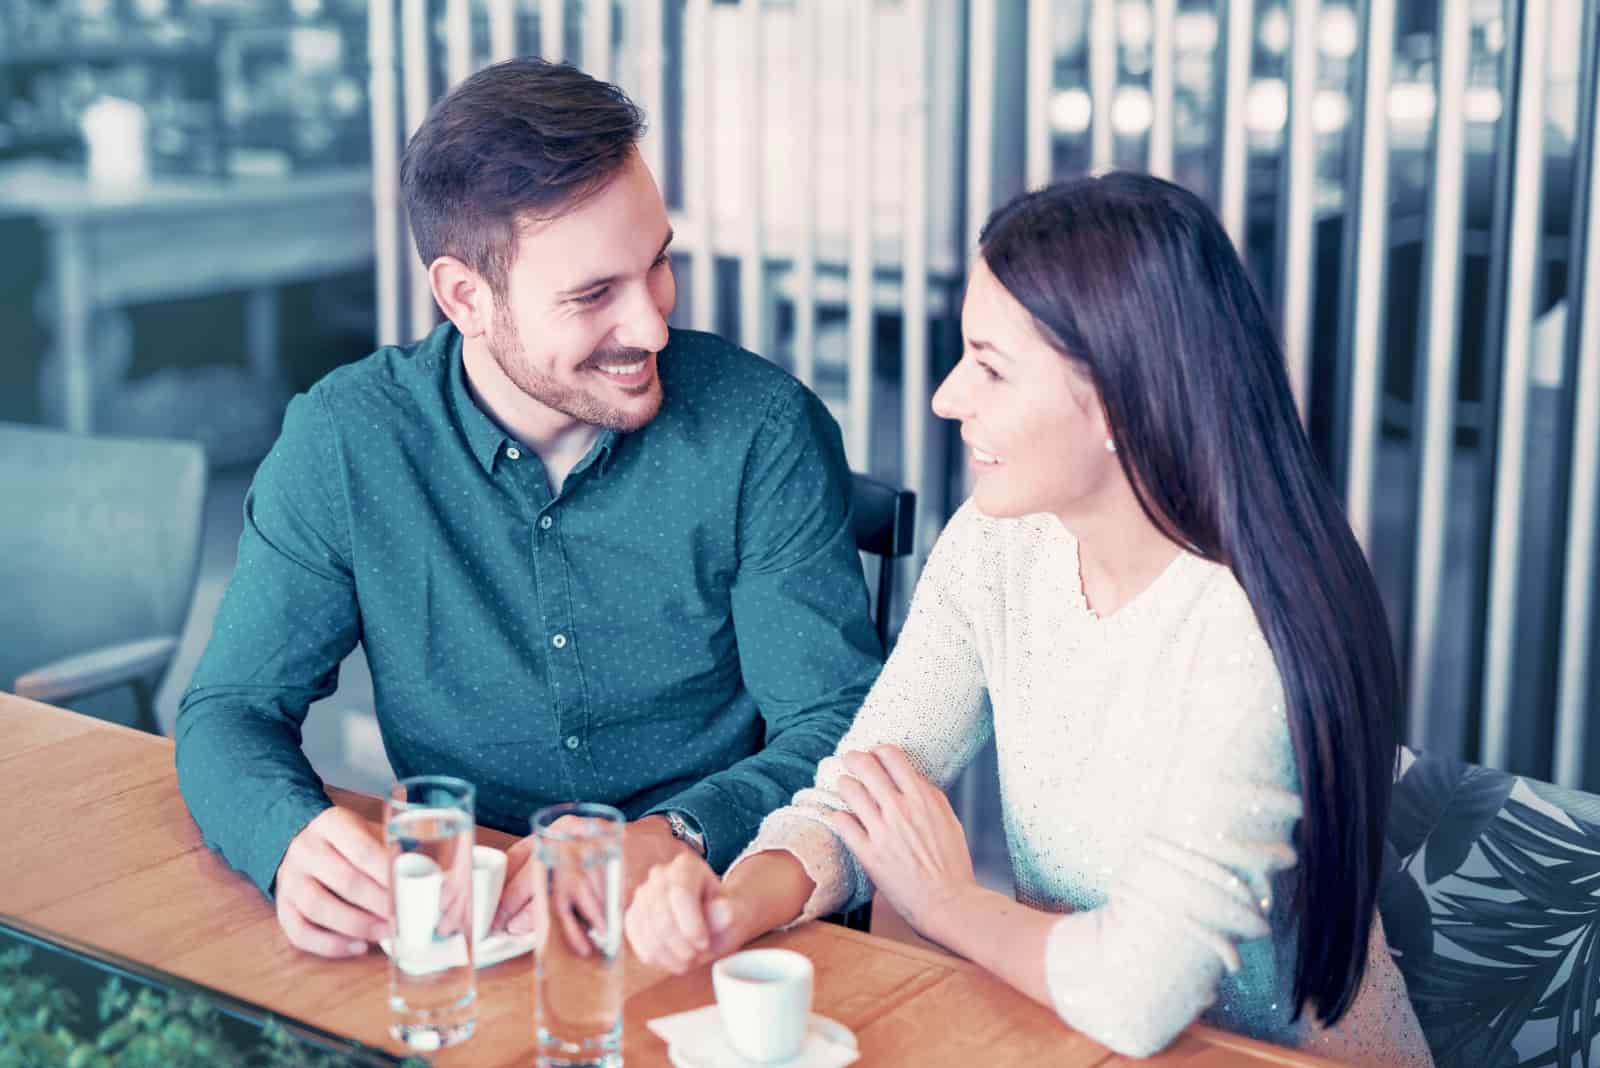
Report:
625,745,982,973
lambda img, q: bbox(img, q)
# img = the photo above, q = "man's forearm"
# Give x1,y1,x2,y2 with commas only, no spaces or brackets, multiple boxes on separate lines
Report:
175,693,332,896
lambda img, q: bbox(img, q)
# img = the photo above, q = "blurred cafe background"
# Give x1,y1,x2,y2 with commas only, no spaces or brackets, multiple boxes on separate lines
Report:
2,0,1598,889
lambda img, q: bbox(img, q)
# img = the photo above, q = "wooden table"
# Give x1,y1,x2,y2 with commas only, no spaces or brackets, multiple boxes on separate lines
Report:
0,162,373,434
0,693,1345,1066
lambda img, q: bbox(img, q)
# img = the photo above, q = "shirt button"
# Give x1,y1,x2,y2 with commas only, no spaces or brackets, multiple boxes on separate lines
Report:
551,633,568,649
539,515,554,530
565,735,581,750
505,446,521,460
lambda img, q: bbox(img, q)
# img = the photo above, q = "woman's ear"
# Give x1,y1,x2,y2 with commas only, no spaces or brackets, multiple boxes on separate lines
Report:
429,256,492,339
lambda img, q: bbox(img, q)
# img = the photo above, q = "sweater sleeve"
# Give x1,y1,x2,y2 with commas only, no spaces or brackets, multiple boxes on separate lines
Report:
727,503,994,922
1041,602,1302,1058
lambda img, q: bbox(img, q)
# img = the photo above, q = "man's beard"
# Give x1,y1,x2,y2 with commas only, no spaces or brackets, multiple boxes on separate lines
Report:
487,309,662,433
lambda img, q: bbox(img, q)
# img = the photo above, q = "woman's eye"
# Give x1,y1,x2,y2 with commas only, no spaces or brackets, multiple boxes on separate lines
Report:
978,360,1001,381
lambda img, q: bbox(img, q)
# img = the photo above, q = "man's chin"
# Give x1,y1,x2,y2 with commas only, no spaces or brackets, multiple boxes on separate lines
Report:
600,381,664,433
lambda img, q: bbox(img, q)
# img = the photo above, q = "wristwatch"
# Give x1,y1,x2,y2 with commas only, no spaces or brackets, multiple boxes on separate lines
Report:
664,810,707,858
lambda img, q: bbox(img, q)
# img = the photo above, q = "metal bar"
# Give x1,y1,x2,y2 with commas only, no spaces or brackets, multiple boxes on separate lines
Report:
1341,0,1395,549
965,0,997,257
1276,0,1318,419
739,0,765,354
847,0,875,467
1088,0,1116,173
540,0,565,60
487,0,516,63
1218,0,1253,247
369,0,403,347
688,0,716,332
446,0,472,85
403,0,437,342
1553,0,1600,787
1148,0,1176,179
637,0,667,183
903,0,932,552
793,0,819,388
584,0,611,77
1405,0,1470,750
1026,0,1052,188
1481,0,1550,770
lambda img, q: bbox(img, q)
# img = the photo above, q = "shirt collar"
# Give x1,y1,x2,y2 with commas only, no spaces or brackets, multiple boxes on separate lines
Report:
448,330,626,478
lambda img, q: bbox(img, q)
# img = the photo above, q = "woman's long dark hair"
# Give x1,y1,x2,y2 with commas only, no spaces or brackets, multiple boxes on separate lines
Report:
980,173,1398,1026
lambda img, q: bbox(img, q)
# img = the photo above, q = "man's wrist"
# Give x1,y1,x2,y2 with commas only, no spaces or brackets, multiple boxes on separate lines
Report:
662,809,708,858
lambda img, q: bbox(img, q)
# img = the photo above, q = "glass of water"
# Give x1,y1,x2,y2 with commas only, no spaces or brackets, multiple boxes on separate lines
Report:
532,802,625,1068
384,775,477,1052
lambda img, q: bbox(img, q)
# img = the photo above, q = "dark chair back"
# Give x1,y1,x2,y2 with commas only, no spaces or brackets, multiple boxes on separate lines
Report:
849,472,916,651
829,473,916,935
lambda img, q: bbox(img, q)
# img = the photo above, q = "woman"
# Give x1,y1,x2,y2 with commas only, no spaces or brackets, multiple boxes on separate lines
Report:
623,174,1432,1065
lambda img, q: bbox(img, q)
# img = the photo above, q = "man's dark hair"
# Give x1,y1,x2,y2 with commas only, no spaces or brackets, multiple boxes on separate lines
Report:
400,57,645,298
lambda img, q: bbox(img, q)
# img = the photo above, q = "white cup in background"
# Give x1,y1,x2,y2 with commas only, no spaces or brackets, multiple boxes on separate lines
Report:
471,845,507,945
712,948,815,1063
392,852,443,951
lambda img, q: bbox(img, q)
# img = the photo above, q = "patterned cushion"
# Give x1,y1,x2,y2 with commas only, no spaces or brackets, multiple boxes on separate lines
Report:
1381,747,1600,1067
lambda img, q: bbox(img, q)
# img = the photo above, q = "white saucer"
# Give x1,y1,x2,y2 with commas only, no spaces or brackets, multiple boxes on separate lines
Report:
377,929,537,973
648,1006,859,1068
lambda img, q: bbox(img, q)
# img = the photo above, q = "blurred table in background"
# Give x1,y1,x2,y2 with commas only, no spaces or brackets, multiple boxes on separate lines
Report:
0,161,372,438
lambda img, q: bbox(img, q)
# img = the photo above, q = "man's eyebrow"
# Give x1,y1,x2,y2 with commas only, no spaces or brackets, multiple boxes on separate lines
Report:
964,337,1014,362
557,229,675,299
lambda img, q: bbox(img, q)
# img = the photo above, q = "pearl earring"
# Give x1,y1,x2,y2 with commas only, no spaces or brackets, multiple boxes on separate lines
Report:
1104,438,1117,454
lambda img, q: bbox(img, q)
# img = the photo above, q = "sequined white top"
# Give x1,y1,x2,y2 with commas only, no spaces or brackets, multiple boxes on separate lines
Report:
732,502,1433,1066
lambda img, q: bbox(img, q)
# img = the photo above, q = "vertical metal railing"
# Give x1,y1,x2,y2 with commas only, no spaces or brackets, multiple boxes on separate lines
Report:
1480,0,1551,771
1339,0,1396,551
738,0,765,357
845,0,876,468
1147,0,1176,180
1552,0,1600,787
1218,0,1254,248
1405,0,1471,751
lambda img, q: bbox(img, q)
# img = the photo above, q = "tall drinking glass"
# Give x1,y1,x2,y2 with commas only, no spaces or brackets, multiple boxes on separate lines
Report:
533,802,625,1068
384,775,477,1051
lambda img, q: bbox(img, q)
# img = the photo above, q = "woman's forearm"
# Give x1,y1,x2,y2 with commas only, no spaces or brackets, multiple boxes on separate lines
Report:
925,886,1059,1010
723,849,817,942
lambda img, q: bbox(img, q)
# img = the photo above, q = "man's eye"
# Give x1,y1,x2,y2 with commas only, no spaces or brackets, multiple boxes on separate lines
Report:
573,287,609,307
651,253,670,269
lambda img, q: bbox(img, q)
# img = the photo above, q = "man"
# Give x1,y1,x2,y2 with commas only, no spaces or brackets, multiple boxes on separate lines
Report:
176,58,881,959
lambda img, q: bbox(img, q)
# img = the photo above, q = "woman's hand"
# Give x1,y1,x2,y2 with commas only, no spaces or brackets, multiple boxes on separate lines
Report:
824,745,982,943
623,852,746,974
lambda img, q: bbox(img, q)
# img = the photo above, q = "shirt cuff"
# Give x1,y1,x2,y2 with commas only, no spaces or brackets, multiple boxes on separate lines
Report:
643,780,751,874
246,791,334,899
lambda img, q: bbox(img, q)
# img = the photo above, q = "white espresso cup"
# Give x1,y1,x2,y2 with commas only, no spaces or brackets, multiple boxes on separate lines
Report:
471,845,507,945
712,948,815,1063
392,852,443,951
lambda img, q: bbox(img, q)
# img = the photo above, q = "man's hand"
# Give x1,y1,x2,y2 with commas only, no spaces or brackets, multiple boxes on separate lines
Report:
493,815,696,951
624,852,746,974
274,808,391,958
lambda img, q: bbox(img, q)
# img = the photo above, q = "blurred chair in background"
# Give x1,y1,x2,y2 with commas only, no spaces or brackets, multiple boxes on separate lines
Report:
0,423,206,734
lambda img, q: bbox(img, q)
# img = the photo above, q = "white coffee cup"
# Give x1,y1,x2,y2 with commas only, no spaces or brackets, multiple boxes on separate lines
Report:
471,845,507,945
712,948,815,1063
392,852,443,951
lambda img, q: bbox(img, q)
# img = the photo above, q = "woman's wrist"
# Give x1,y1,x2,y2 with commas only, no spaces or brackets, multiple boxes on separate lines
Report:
724,849,817,940
917,882,997,955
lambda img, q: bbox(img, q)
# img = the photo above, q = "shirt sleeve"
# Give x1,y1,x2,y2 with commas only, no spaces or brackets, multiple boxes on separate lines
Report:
1040,602,1302,1058
645,382,883,872
725,503,993,920
174,388,360,898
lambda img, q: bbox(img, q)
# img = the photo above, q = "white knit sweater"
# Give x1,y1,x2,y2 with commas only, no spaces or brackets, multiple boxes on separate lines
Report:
731,502,1433,1066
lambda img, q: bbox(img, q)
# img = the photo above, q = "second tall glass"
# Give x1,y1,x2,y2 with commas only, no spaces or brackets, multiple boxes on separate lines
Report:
532,801,625,1068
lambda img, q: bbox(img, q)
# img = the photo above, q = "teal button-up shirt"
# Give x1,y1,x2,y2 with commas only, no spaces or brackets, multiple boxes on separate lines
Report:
176,325,882,895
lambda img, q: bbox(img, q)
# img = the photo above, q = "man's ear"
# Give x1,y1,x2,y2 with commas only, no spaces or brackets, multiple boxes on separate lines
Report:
429,256,493,338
